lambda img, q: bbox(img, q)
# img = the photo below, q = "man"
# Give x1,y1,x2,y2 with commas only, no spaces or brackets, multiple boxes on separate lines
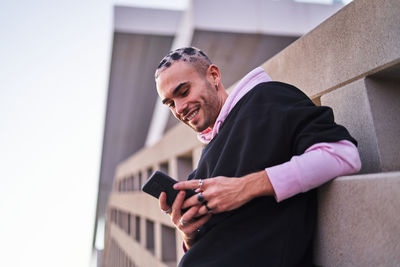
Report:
155,47,360,266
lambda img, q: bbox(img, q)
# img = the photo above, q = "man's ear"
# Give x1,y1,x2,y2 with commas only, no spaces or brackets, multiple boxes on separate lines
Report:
208,64,221,86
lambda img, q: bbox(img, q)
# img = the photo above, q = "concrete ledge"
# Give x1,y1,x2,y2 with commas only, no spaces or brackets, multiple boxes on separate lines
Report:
262,0,400,98
314,172,400,266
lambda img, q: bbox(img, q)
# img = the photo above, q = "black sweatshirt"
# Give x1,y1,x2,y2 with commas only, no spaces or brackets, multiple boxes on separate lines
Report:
179,82,356,267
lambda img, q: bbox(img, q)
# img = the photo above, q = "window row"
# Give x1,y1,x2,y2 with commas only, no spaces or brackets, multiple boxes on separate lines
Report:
109,208,177,263
115,155,194,193
116,168,154,192
107,239,137,267
110,209,141,243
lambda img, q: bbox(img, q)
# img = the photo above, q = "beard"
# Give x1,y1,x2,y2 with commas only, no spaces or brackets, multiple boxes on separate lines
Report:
186,80,221,133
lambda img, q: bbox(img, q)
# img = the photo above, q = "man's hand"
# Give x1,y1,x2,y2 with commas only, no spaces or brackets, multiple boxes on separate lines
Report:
174,170,275,216
159,191,212,249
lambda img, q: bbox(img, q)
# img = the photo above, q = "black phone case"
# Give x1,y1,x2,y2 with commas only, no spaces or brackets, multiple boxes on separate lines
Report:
141,171,196,209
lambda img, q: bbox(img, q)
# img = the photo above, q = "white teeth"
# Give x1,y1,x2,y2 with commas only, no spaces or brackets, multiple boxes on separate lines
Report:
186,110,198,121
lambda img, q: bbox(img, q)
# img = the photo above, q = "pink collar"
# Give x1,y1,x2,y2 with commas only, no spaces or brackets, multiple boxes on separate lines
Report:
197,67,271,144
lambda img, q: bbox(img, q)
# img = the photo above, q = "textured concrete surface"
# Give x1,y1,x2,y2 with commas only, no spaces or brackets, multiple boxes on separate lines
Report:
262,0,400,98
365,65,400,171
321,62,400,173
321,79,381,173
314,172,400,266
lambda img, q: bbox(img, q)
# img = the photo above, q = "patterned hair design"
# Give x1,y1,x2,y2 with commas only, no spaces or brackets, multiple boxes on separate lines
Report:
155,47,212,78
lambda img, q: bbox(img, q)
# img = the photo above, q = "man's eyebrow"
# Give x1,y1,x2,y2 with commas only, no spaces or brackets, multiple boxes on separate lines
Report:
161,81,190,104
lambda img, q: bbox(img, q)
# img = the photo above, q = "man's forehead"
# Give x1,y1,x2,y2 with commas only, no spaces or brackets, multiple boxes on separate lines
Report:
165,60,196,74
157,61,198,86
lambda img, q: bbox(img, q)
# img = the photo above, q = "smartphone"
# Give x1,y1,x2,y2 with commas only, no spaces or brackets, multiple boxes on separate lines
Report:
141,171,196,210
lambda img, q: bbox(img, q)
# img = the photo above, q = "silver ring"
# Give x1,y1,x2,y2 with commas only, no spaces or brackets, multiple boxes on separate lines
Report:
179,217,187,227
198,179,203,191
163,207,171,214
197,192,205,203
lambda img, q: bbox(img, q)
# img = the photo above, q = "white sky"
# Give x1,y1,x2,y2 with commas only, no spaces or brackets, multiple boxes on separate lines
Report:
0,0,350,266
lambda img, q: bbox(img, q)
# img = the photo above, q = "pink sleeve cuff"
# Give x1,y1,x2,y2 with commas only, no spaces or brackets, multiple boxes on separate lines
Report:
266,140,361,202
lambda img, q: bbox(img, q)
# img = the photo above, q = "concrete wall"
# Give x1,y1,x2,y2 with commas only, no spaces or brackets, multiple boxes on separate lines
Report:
315,172,400,266
102,0,400,266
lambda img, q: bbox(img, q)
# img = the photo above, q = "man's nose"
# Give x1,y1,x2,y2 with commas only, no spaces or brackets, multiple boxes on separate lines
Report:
175,100,188,115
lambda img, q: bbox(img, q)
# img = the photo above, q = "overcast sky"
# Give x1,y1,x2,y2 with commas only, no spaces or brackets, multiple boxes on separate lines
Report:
0,0,351,266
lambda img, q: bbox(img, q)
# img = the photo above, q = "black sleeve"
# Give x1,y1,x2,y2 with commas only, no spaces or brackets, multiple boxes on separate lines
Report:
281,87,357,155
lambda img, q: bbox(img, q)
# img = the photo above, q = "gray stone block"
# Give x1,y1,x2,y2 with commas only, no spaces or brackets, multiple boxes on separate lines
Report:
365,66,400,171
321,79,381,173
314,172,400,267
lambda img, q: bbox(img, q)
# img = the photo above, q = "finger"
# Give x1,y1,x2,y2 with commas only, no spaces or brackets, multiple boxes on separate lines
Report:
198,201,216,215
183,214,212,234
197,205,209,216
181,205,200,222
182,194,203,209
174,179,203,190
159,192,170,212
171,191,186,223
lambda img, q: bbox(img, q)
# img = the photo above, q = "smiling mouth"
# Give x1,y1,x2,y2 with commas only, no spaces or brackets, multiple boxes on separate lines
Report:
184,109,199,121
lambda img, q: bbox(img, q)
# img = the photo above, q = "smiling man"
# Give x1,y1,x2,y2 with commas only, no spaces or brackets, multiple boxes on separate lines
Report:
154,47,361,267
156,47,226,133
